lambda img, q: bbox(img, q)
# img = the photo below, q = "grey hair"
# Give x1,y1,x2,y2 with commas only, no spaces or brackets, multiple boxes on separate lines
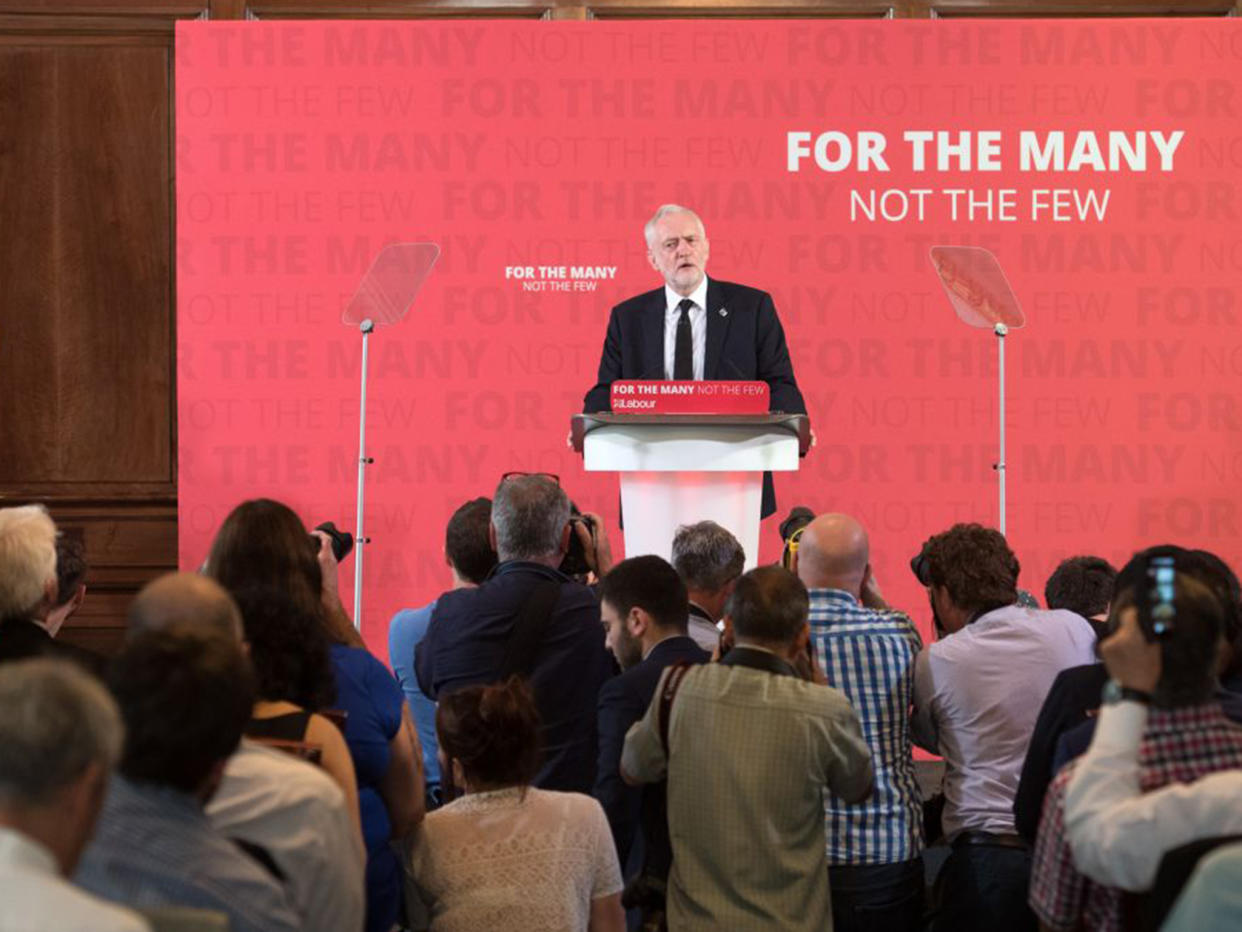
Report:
0,504,58,619
643,204,705,250
491,476,570,563
0,659,123,807
671,521,745,592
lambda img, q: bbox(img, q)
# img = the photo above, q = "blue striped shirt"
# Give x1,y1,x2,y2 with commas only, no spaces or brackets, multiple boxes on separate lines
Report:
808,588,924,865
75,775,300,932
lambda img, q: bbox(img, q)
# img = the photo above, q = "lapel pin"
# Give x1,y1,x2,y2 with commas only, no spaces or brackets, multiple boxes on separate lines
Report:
719,307,728,317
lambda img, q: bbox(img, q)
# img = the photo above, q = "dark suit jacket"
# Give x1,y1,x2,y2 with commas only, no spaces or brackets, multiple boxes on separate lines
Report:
1052,674,1242,775
1013,662,1107,842
0,616,58,664
594,635,709,879
414,561,614,794
0,616,105,676
582,279,807,516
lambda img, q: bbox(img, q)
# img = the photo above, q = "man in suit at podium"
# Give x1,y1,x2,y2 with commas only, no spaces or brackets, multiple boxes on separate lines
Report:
582,204,807,518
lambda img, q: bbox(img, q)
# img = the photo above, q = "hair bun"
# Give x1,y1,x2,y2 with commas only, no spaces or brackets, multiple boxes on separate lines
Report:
435,676,541,788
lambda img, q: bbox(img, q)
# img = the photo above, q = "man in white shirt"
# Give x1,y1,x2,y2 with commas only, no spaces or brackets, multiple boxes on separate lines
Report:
208,740,366,932
0,658,149,932
670,520,744,652
909,523,1096,932
1065,597,1242,893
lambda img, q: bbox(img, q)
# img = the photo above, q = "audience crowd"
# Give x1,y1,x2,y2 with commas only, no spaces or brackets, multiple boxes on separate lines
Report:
2,486,1242,932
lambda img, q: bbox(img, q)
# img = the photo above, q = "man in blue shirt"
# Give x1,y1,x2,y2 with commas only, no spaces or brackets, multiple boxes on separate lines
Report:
76,620,299,932
388,497,496,806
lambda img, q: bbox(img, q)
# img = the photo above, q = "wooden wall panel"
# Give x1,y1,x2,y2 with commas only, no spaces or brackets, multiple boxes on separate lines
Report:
931,1,1235,15
0,50,59,482
49,502,178,655
245,0,555,18
585,1,895,17
57,47,172,483
0,3,188,655
0,41,173,489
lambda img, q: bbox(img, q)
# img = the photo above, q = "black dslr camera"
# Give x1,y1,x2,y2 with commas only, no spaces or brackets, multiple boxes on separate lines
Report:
560,508,597,577
910,545,933,587
310,521,355,562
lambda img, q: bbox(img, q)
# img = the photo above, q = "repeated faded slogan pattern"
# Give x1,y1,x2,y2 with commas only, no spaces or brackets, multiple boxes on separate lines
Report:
809,589,925,865
177,21,1242,652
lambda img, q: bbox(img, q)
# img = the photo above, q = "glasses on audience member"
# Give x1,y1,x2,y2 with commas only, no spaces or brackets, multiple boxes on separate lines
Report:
501,471,560,486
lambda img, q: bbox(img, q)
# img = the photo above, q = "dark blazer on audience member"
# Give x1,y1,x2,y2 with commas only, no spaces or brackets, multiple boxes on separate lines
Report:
0,615,105,675
1051,671,1242,775
1013,662,1107,843
0,616,58,664
415,561,614,794
595,635,710,877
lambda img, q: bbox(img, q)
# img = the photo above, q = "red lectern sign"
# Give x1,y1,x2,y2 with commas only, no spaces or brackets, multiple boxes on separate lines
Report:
610,381,770,415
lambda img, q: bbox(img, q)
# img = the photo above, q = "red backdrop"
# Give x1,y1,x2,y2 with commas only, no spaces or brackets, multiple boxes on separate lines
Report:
176,19,1242,652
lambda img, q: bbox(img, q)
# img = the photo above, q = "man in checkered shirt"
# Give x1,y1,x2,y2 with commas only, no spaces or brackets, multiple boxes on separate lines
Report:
1030,556,1242,932
795,513,925,932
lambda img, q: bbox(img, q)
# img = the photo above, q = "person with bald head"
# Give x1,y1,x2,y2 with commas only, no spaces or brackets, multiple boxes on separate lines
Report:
122,573,366,932
794,513,926,932
126,571,245,639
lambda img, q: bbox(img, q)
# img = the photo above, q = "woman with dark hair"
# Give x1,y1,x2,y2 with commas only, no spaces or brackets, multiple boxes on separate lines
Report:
206,498,359,647
230,585,362,835
206,499,424,932
408,677,624,932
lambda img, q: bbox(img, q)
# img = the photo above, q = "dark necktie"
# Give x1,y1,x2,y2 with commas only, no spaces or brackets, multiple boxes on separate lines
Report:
674,298,694,380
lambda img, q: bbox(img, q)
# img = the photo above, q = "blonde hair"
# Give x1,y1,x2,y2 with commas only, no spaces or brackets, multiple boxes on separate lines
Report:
0,505,57,619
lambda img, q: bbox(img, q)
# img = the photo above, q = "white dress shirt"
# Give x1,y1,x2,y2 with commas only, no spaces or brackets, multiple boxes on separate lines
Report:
662,277,709,380
911,605,1097,837
207,740,366,932
1064,701,1242,892
687,603,722,653
0,827,150,932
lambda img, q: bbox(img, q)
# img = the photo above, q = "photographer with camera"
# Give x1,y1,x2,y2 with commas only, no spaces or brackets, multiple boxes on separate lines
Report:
1029,554,1242,932
909,523,1096,932
415,473,615,794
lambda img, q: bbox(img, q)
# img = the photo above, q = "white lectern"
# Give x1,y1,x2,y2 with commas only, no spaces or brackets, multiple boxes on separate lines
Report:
571,413,810,570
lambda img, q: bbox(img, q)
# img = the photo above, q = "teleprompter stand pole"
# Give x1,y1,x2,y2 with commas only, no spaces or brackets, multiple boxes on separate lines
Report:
353,318,375,630
994,322,1008,537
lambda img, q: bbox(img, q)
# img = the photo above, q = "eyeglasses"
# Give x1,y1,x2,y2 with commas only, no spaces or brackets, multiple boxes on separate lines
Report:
500,471,560,486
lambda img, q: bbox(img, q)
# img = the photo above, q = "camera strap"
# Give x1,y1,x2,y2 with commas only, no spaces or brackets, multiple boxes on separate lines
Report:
658,662,693,757
497,580,562,681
